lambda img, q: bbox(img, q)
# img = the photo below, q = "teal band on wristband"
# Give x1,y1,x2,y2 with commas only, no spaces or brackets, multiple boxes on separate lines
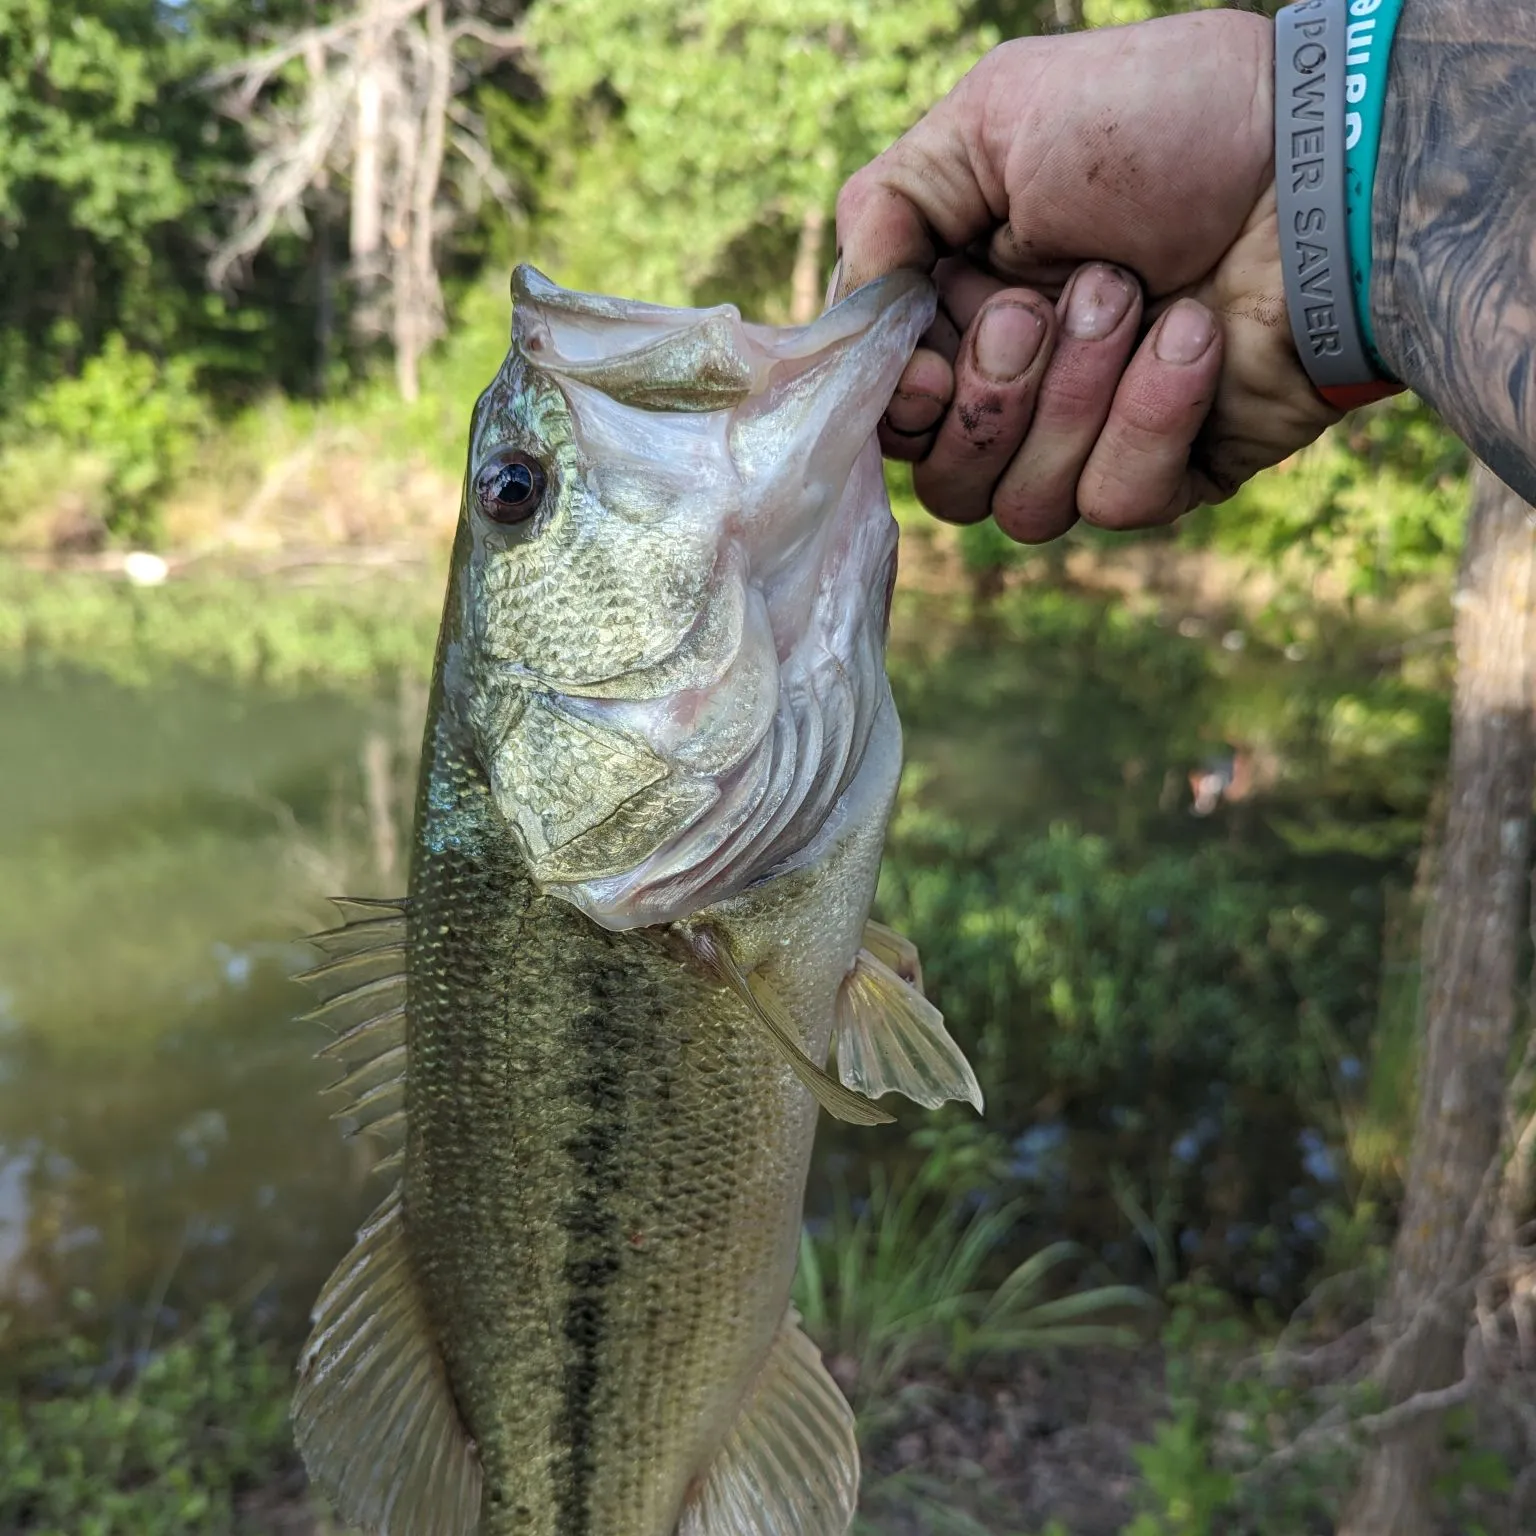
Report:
1342,0,1405,374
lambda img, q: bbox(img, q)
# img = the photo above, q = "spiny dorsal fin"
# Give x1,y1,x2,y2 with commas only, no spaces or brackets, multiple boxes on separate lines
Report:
296,897,410,1167
835,947,983,1114
691,928,894,1127
677,1310,858,1536
293,1186,481,1536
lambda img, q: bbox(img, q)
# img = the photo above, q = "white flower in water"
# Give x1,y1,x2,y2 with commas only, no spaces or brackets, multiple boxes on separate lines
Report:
123,551,169,586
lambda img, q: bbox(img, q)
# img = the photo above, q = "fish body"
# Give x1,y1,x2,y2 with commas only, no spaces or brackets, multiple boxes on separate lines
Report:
293,267,979,1536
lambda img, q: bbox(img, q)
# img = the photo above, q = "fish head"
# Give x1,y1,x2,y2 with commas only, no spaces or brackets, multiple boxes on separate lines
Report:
447,264,935,929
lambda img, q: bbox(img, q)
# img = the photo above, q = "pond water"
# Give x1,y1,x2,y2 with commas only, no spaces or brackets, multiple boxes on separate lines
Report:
0,571,1443,1368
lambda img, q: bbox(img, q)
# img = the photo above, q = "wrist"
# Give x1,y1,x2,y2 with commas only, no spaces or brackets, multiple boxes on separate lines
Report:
1274,0,1405,411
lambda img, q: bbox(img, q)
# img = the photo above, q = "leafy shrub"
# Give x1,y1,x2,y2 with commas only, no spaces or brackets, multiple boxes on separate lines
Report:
0,1308,295,1536
1188,397,1468,597
1125,1405,1238,1536
1,336,207,545
877,803,1377,1116
873,793,1384,1298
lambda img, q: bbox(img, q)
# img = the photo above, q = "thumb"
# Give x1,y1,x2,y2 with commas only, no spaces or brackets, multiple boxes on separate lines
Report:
834,71,998,299
836,15,1275,302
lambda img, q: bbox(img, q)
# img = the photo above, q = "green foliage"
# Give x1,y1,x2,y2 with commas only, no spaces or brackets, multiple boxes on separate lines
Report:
1432,1408,1514,1536
1124,1284,1357,1536
794,1125,1147,1407
0,1307,295,1535
0,0,188,351
1186,398,1469,598
0,564,441,689
1124,1407,1236,1536
878,805,1375,1116
1,336,208,543
0,0,333,412
524,0,999,310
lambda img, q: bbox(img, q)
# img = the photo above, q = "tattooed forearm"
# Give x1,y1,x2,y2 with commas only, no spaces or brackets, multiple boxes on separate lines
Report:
1371,0,1536,501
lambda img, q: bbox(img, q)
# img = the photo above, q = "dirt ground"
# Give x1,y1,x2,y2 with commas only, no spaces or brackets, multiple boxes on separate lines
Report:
238,1346,1166,1536
853,1346,1165,1535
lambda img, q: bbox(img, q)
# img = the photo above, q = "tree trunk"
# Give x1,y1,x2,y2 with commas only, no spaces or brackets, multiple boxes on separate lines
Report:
789,199,827,326
349,0,389,348
351,56,384,265
306,27,335,396
394,0,449,402
1339,463,1536,1536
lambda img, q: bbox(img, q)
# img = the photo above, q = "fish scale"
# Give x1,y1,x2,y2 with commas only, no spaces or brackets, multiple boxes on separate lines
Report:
409,680,817,1536
291,267,984,1536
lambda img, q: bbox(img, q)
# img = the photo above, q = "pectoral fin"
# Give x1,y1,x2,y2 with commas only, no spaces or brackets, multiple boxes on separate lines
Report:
860,918,924,992
677,1311,858,1536
835,945,983,1114
692,928,894,1126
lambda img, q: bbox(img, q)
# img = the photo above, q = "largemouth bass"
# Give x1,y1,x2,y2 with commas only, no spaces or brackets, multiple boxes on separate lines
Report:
293,265,982,1536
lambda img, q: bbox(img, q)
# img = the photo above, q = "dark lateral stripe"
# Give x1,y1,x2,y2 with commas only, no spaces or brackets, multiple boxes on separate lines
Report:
554,954,655,1536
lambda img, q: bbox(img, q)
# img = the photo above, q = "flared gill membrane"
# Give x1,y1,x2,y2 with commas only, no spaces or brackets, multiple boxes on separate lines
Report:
449,266,936,929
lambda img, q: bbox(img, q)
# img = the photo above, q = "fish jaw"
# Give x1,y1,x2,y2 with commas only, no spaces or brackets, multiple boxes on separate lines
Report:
455,268,935,931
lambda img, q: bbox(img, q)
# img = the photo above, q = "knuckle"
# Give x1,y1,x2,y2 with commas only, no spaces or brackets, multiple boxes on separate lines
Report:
1114,388,1190,444
834,172,869,219
992,490,1073,545
1116,368,1214,442
1036,365,1116,425
1077,462,1167,529
878,423,932,463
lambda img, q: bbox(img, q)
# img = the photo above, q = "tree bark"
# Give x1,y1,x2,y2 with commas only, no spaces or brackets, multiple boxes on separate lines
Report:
1339,463,1536,1536
394,0,449,402
350,28,384,266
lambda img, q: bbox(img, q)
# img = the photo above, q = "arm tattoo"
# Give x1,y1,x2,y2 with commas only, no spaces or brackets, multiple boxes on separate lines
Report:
1371,0,1536,501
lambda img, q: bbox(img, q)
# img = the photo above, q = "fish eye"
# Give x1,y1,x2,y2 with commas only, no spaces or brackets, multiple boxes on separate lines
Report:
474,449,547,525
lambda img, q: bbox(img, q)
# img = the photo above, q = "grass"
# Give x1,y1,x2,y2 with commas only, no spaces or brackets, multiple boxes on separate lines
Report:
0,564,442,691
794,1128,1150,1411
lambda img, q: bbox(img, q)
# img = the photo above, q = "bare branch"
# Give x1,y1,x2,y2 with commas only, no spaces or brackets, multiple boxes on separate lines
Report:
206,0,430,106
210,72,355,287
446,18,526,53
207,0,515,393
1247,1330,1486,1488
447,122,518,214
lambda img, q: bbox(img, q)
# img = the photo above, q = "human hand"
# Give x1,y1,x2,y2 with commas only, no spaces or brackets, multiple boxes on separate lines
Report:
835,10,1340,542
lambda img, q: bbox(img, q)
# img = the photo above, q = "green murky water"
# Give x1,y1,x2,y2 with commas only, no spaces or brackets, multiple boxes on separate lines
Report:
0,664,421,1350
0,571,1448,1362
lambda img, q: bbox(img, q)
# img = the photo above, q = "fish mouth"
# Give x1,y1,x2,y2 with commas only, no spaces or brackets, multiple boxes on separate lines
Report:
483,271,936,930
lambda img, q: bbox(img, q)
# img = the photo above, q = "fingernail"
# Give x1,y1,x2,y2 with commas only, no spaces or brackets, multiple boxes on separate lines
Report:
1155,301,1216,365
1066,265,1134,340
974,302,1045,382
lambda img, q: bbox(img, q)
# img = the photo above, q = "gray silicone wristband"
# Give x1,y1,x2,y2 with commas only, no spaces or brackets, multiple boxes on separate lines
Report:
1275,0,1378,390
